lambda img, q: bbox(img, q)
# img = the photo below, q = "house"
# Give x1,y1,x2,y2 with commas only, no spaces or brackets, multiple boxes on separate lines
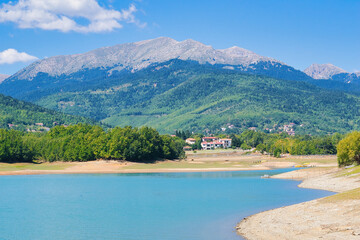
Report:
42,127,51,132
185,138,196,145
202,137,219,142
287,131,295,136
219,138,232,148
201,141,224,150
248,127,257,131
35,123,44,126
183,146,192,151
201,142,214,150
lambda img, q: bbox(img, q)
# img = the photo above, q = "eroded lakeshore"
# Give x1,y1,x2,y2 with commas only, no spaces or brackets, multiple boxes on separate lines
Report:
0,151,337,176
237,166,360,240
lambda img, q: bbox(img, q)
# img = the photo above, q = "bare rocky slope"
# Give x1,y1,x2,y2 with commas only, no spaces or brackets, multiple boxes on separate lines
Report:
9,37,282,80
0,74,9,83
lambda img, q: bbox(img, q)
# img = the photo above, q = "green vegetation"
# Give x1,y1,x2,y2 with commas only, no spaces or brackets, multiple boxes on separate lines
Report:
0,162,74,171
0,93,100,130
225,130,341,156
337,131,360,166
337,165,360,177
321,188,360,203
0,129,34,163
0,124,185,163
25,60,360,135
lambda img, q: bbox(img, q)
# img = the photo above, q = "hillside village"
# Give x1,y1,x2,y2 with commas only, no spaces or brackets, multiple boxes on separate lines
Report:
7,122,68,132
221,122,302,136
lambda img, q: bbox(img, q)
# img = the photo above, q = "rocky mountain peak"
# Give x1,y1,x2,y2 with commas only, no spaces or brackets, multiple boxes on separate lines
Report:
0,74,10,84
304,63,347,79
10,37,282,80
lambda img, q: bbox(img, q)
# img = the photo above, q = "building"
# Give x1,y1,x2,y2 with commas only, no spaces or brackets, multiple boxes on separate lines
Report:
201,141,224,150
202,137,219,142
183,146,192,151
185,138,196,145
219,138,232,148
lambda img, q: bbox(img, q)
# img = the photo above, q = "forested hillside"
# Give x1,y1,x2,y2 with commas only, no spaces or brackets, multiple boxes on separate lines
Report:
23,60,360,135
0,93,99,130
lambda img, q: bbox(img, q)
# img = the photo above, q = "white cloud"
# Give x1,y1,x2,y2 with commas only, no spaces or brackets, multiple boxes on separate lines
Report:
0,49,38,64
0,0,144,33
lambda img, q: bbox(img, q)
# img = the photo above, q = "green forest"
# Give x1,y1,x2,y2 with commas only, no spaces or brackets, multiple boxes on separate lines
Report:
0,124,185,163
26,60,360,135
229,130,342,156
1,123,359,167
0,93,99,130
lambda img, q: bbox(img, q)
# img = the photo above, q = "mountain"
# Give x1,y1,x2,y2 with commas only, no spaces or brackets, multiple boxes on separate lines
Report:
31,60,360,135
0,37,312,101
304,63,346,79
305,63,360,84
0,74,9,84
10,37,280,80
1,37,359,134
0,93,99,130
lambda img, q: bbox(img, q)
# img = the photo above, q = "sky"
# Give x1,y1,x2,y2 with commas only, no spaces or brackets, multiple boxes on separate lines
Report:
0,0,359,75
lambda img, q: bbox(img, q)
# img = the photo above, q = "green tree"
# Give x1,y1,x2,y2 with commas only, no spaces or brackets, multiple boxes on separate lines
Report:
337,131,360,166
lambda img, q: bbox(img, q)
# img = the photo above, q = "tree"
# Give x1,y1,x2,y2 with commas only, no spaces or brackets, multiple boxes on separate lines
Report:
273,148,281,158
337,131,360,166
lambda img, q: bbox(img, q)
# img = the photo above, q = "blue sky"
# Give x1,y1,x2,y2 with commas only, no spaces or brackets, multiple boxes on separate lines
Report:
0,0,359,75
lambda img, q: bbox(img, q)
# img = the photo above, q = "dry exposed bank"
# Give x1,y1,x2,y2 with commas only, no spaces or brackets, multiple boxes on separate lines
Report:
237,166,360,240
0,152,337,176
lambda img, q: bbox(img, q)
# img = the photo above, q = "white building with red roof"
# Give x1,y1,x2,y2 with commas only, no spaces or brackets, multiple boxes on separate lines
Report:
185,138,196,145
202,137,219,142
219,138,232,148
201,141,224,150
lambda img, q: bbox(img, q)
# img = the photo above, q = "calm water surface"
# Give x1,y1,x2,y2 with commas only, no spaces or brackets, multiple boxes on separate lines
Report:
0,168,332,240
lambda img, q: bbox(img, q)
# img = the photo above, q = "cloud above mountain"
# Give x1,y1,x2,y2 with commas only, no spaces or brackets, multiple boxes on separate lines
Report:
0,49,38,64
0,0,145,33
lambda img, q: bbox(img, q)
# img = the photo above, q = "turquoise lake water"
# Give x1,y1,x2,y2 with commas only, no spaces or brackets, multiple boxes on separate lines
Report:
0,169,332,240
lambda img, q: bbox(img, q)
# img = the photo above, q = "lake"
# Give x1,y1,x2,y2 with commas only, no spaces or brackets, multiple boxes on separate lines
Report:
0,169,332,240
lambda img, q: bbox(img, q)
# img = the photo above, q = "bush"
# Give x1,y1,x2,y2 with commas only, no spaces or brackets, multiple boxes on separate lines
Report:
273,148,281,158
337,131,360,166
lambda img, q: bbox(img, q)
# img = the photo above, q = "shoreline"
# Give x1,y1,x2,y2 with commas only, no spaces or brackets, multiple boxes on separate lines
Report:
0,166,272,176
0,152,337,176
237,166,360,240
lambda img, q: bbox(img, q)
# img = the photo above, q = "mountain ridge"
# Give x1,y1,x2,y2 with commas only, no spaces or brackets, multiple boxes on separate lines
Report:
304,63,346,79
8,37,284,81
1,37,359,134
304,63,360,84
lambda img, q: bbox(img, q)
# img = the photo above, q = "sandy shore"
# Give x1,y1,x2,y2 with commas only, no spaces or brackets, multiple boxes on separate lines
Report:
0,152,337,176
237,166,360,240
